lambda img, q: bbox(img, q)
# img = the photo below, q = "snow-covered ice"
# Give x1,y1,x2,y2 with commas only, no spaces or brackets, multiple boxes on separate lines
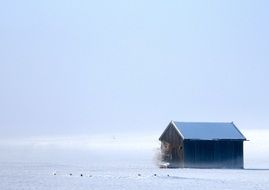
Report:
0,130,268,190
1,162,269,190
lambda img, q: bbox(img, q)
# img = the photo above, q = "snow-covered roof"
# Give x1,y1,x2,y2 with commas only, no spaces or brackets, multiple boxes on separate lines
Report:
172,121,246,140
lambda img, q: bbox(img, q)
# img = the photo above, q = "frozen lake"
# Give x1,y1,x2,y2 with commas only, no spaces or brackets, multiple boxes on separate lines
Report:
1,162,269,190
0,130,269,190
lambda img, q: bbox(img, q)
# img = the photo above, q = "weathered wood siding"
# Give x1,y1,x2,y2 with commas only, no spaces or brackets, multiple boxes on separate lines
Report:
184,140,244,168
159,124,182,145
159,124,184,166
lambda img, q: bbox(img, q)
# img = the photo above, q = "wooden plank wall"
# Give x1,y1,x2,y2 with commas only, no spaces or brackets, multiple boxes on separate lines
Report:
184,140,244,168
160,124,182,145
160,124,184,166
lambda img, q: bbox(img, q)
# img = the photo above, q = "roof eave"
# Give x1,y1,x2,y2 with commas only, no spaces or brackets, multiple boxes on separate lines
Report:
231,122,247,140
159,121,173,141
184,138,246,141
171,120,185,140
159,120,185,141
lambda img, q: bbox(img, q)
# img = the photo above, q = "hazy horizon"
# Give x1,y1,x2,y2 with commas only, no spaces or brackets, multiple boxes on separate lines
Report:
0,128,268,169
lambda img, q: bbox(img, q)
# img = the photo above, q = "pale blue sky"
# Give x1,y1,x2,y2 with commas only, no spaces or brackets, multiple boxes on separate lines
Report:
0,0,269,137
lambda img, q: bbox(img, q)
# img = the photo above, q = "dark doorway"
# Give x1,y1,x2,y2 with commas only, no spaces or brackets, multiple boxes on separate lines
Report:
171,147,179,161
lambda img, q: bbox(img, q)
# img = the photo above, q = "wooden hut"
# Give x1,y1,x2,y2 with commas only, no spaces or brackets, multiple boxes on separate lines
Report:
159,121,246,168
